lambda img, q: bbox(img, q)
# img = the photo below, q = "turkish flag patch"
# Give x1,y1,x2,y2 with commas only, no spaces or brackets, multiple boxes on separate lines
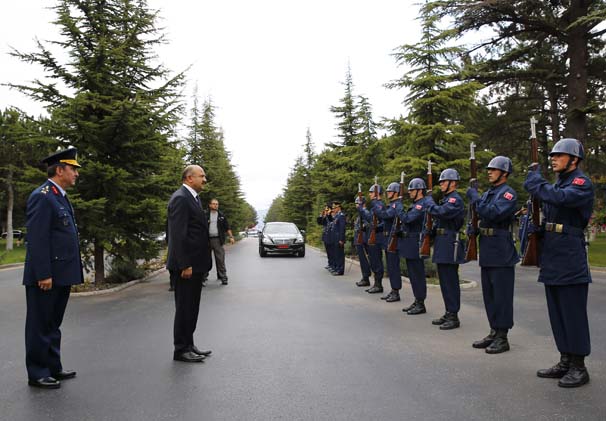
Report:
415,204,423,210
572,177,585,186
51,186,59,195
503,192,513,200
448,197,456,204
392,203,396,208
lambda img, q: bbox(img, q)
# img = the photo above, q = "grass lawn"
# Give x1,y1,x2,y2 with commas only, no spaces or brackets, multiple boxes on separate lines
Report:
0,239,26,265
589,234,606,267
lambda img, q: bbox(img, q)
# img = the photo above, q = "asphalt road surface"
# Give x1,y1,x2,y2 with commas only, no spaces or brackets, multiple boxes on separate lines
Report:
1,239,605,421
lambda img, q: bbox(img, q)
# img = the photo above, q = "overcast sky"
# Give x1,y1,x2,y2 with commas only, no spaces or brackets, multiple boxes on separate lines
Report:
0,1,421,212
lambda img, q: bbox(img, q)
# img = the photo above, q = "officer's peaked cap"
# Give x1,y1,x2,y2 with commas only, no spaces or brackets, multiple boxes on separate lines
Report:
42,147,81,168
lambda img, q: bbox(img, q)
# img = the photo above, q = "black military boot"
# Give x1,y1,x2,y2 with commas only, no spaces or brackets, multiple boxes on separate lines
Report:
472,329,496,349
537,353,571,379
385,290,401,302
558,355,590,388
432,313,447,325
380,290,394,300
366,276,383,294
485,329,510,354
356,276,371,287
439,312,460,330
402,301,416,312
407,300,426,315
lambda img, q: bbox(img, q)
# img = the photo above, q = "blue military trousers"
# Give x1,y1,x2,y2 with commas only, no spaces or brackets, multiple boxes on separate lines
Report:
355,244,371,278
386,251,401,290
437,264,460,313
406,258,426,301
545,284,590,356
367,244,384,279
481,266,515,330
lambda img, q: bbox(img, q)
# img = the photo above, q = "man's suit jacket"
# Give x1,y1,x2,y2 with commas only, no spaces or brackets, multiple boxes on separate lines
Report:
22,180,84,286
166,186,212,274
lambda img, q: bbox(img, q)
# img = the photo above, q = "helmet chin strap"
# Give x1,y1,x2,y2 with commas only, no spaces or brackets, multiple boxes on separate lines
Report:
562,155,576,173
493,170,504,184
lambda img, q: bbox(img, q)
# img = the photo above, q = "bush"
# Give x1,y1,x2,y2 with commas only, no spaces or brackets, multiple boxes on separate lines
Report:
106,259,145,284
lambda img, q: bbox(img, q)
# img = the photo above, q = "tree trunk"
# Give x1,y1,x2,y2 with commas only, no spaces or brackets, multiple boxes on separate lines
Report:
564,0,589,144
5,169,14,251
547,84,561,143
94,240,104,282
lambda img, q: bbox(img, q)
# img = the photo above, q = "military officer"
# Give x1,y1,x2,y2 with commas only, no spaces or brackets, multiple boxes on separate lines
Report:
364,184,385,293
524,138,594,388
467,156,519,353
425,169,466,330
23,148,84,389
353,195,372,287
398,178,430,315
372,182,404,302
316,203,333,271
331,202,346,276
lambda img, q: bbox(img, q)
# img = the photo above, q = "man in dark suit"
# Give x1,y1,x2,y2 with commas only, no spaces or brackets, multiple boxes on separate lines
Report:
167,165,213,363
23,147,84,389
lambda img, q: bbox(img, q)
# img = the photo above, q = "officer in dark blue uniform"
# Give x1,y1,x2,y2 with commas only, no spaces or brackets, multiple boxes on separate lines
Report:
331,202,346,276
425,169,466,330
23,148,84,389
399,178,430,315
353,195,372,287
467,156,519,353
524,138,594,388
317,203,333,271
364,184,385,293
372,182,404,302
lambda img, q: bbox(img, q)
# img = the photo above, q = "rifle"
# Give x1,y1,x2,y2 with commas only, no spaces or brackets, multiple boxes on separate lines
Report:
368,176,379,246
387,172,406,253
464,142,478,261
419,161,434,257
521,116,541,266
356,183,365,245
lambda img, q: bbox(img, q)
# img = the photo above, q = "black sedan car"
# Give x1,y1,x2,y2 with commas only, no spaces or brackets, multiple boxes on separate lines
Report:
258,222,305,257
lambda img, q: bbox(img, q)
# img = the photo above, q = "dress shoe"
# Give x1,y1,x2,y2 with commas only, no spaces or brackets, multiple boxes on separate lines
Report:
558,356,589,388
485,336,510,354
407,301,426,315
432,313,447,325
385,291,401,302
191,346,212,357
439,312,460,330
472,329,496,349
356,277,371,287
28,377,61,389
366,286,383,294
173,351,205,363
402,301,416,312
380,291,394,300
537,353,571,378
51,370,76,380
221,281,228,285
332,272,344,276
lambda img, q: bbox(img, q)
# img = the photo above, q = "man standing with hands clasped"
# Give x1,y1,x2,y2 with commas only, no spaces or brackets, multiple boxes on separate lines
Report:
206,198,235,286
167,165,213,363
23,147,83,389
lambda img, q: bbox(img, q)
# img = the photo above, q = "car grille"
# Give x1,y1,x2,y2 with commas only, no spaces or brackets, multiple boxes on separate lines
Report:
274,239,293,245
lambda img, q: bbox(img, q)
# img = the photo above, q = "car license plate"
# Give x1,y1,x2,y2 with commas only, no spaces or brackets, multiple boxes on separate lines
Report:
277,245,289,249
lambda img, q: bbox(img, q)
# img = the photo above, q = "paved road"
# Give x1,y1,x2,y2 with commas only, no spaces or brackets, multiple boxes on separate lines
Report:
1,239,605,421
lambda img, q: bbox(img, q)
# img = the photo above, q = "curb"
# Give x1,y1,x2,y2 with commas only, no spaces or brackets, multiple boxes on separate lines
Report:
309,245,478,289
0,263,24,270
72,267,167,297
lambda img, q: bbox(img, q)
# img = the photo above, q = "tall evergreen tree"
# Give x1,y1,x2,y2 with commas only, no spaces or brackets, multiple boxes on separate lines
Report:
264,195,285,223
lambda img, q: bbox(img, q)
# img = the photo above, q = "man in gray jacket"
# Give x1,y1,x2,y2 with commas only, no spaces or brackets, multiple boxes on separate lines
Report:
207,198,235,285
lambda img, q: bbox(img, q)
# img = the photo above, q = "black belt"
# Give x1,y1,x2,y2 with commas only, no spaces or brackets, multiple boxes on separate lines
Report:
401,231,421,238
479,228,511,237
544,223,584,236
435,228,457,235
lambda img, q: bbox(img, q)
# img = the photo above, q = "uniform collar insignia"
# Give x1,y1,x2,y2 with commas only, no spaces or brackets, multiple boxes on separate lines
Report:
41,185,50,194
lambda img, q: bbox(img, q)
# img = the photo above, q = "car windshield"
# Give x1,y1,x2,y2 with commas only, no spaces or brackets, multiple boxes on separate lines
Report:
264,224,299,234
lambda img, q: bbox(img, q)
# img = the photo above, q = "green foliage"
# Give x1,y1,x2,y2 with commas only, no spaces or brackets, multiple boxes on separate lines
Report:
264,195,285,223
105,258,145,283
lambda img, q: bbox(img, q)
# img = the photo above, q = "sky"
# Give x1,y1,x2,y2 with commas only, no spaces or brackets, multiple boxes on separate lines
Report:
0,0,421,212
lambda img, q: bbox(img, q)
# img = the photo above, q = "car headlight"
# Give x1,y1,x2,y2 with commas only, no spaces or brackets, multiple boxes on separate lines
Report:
262,236,273,245
294,235,304,243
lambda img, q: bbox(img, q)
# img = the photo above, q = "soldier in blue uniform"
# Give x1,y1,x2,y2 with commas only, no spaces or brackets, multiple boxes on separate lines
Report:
399,178,430,315
372,182,404,302
331,202,347,276
425,169,466,330
524,138,594,388
316,204,333,271
353,195,372,287
364,184,385,293
23,148,84,389
467,156,519,353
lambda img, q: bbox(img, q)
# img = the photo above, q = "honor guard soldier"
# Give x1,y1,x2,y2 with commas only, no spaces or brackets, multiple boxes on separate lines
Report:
425,169,466,330
353,195,372,287
364,184,386,293
372,182,404,302
331,202,346,276
317,203,334,271
524,138,594,388
23,148,84,389
399,178,430,315
467,157,519,353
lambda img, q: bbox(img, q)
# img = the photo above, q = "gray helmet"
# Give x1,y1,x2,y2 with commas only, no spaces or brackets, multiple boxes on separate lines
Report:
408,177,427,190
438,168,460,182
486,156,513,174
368,184,384,194
549,138,584,160
386,182,400,193
354,194,365,205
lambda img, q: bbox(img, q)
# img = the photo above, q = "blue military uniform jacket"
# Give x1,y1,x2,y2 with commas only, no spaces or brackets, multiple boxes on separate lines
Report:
398,197,429,260
524,168,593,285
333,211,346,243
426,191,466,264
353,214,370,246
317,214,333,243
363,202,386,248
23,180,84,286
372,198,403,250
471,183,520,267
